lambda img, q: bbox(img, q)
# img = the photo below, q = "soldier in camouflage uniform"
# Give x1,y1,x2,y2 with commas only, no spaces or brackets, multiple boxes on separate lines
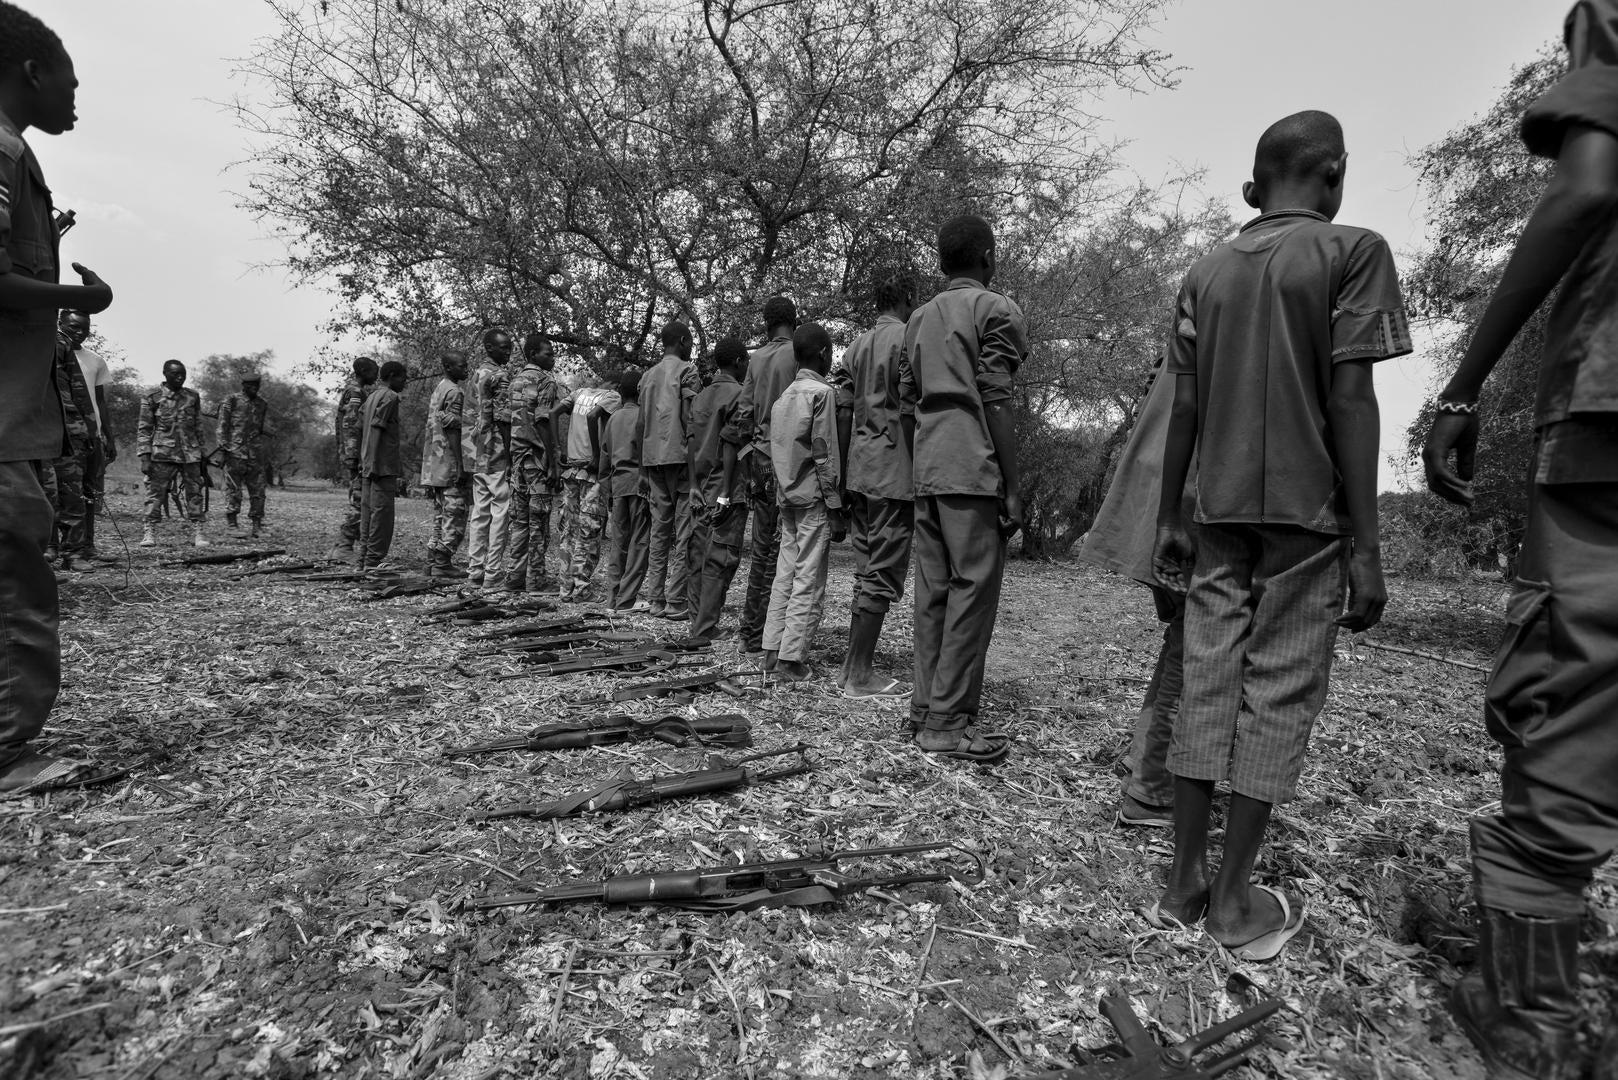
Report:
467,329,514,585
551,377,620,601
137,360,208,548
503,332,561,592
219,372,272,537
48,329,99,571
329,356,379,560
421,351,472,579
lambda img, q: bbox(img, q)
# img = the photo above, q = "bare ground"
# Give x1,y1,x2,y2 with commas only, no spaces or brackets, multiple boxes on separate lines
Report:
1,475,1614,1080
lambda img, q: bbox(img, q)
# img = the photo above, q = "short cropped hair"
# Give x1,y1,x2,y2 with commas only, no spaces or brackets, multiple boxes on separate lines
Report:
354,356,379,376
617,366,643,399
712,336,748,371
938,215,995,275
1253,111,1345,188
523,331,551,356
482,326,511,347
792,322,832,364
440,349,468,365
162,359,185,374
871,265,918,311
380,360,408,381
762,296,797,332
660,320,691,350
0,2,65,75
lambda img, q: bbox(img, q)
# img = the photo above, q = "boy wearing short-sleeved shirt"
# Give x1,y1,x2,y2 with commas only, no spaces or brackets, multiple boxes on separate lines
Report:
637,320,701,618
601,368,650,610
687,337,749,643
358,361,408,572
1151,111,1410,961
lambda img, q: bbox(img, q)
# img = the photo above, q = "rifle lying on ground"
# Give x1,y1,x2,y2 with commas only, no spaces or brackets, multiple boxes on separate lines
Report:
469,616,596,641
362,578,455,601
421,597,556,624
445,713,752,757
160,547,287,568
293,568,403,583
229,560,318,579
493,642,708,680
473,743,810,821
466,841,985,912
572,669,754,705
497,630,650,657
1026,992,1282,1079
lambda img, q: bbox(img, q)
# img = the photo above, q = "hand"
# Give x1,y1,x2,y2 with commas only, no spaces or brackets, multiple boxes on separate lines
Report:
1422,411,1479,508
1152,524,1196,593
1336,547,1387,633
71,262,114,314
138,453,151,476
998,492,1025,540
103,436,117,463
829,507,848,543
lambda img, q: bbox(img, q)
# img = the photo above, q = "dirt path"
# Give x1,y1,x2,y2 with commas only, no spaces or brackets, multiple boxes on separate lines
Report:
1,482,1612,1079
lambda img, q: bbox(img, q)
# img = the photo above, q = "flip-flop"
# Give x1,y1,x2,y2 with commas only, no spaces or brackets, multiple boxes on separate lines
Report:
0,752,130,796
1218,884,1306,962
915,727,1010,764
1116,796,1174,829
1143,892,1209,930
844,677,908,700
774,665,813,683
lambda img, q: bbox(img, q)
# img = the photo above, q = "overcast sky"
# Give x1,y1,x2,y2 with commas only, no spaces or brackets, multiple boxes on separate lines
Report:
37,0,1558,489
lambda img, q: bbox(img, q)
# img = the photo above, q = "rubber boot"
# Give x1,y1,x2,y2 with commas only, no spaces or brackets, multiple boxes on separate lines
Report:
192,523,210,548
140,524,157,548
1450,906,1583,1080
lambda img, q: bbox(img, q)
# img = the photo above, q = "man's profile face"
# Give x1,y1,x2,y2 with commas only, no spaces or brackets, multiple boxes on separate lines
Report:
60,312,89,348
443,354,468,382
357,362,379,386
486,334,513,364
163,363,187,390
31,52,78,136
529,340,555,370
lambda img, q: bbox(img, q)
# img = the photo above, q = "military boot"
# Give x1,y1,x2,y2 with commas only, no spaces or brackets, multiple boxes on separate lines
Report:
249,520,262,539
1451,906,1583,1080
427,549,466,580
140,524,157,548
225,512,238,529
191,523,211,548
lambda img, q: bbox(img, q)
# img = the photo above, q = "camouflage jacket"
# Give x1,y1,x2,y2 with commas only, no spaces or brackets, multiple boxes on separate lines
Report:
336,375,375,470
420,376,467,487
505,362,559,471
53,331,97,451
469,360,513,472
218,392,270,460
137,383,204,463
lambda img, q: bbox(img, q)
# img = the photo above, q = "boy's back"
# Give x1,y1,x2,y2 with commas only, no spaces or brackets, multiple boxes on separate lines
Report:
603,401,642,496
768,370,841,507
1171,213,1408,533
638,353,696,467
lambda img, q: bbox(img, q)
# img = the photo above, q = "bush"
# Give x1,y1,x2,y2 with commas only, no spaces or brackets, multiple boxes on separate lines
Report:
1379,490,1513,579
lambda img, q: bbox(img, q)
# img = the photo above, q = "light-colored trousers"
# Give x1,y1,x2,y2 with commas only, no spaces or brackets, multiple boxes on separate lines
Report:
467,470,511,577
762,502,831,664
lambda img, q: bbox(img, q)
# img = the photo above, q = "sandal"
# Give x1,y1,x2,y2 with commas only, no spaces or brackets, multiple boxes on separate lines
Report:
914,726,1010,764
1143,891,1209,930
1214,884,1306,962
844,677,909,700
0,750,130,796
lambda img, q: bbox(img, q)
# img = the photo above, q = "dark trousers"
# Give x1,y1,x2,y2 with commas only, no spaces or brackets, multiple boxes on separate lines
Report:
225,455,268,522
50,447,87,555
692,501,747,641
738,454,779,649
1473,477,1618,919
0,462,59,766
1125,587,1184,808
849,492,914,615
340,470,363,545
83,443,104,552
643,463,693,610
911,494,1005,731
607,493,651,608
359,475,396,567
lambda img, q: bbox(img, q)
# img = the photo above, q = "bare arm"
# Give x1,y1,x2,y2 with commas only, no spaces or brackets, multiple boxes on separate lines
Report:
1152,373,1199,592
1328,360,1385,632
0,262,112,314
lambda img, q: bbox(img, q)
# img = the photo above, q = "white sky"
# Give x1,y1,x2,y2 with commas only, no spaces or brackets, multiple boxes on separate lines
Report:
36,0,1560,489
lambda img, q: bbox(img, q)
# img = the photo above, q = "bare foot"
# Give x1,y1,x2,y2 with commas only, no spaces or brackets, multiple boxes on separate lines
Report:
1154,877,1210,925
1207,883,1287,947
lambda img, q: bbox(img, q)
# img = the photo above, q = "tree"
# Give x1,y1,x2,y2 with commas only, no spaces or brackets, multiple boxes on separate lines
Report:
236,0,1176,375
1402,44,1561,571
190,352,333,483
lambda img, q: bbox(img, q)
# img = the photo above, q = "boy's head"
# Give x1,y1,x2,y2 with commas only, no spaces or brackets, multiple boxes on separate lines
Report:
162,360,186,390
1566,0,1618,69
59,309,89,346
871,265,918,319
482,327,513,364
380,360,408,390
0,3,75,136
661,319,693,360
617,366,643,401
354,356,379,384
792,323,833,375
440,350,469,382
523,331,554,369
241,374,262,400
1244,111,1347,220
938,215,996,284
762,296,797,337
712,336,748,377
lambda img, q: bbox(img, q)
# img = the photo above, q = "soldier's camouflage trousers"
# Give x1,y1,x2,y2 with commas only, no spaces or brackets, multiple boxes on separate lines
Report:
225,454,268,523
47,446,88,555
145,460,206,523
559,475,586,560
508,454,556,586
429,479,471,555
340,470,363,546
564,479,608,595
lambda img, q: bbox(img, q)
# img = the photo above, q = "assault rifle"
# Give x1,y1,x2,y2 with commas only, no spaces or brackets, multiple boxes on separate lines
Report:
473,742,811,821
229,560,318,579
470,616,594,641
160,547,287,568
467,841,985,913
422,597,555,624
498,631,650,657
444,712,751,756
1025,992,1282,1079
361,578,456,601
495,642,709,680
572,669,754,706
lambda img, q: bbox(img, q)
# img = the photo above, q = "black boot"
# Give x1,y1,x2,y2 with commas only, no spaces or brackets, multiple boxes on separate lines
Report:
1450,906,1584,1080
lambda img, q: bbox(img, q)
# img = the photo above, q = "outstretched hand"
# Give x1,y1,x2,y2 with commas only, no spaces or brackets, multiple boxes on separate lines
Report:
1335,548,1387,633
1152,525,1195,594
1422,412,1479,508
71,262,114,314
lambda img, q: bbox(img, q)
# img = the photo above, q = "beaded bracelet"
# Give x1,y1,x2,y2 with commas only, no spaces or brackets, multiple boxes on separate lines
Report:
1436,399,1480,416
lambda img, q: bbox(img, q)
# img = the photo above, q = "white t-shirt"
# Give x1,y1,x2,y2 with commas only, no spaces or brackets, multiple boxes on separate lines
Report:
73,346,110,433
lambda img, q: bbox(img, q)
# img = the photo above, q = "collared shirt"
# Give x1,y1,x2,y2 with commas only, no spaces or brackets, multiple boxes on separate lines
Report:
336,374,375,469
1521,55,1618,426
560,386,620,474
1166,209,1412,535
361,386,401,477
53,333,97,450
470,360,513,472
899,278,1026,498
637,352,700,467
73,346,110,434
218,392,270,459
602,401,643,497
770,368,843,509
722,333,797,449
506,362,560,471
841,314,913,501
0,107,65,463
137,384,204,464
689,370,745,506
420,376,467,487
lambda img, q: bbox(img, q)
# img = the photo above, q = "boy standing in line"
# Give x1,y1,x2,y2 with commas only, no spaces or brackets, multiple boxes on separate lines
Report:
358,361,409,572
466,328,513,587
761,324,847,681
58,310,116,562
637,320,700,619
899,215,1026,764
420,350,471,580
724,297,800,651
330,356,379,560
837,269,917,698
504,332,561,593
687,337,749,643
601,367,649,609
137,360,208,549
1424,4,1618,1074
218,373,271,538
550,373,620,601
48,323,97,571
1151,112,1409,959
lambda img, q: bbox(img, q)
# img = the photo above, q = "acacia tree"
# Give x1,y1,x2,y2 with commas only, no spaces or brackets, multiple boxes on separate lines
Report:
236,0,1175,373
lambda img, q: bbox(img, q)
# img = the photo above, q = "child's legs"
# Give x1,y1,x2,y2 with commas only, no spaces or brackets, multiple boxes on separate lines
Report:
440,479,470,556
364,477,396,563
848,492,873,587
144,461,176,524
568,481,608,590
358,477,374,557
1169,523,1259,786
1126,590,1184,808
484,471,512,575
910,495,948,722
779,503,831,663
762,504,800,653
665,467,694,611
739,455,780,647
854,495,914,617
924,494,1004,728
644,465,677,603
693,505,747,640
506,462,533,577
618,495,651,603
428,486,447,552
467,472,493,573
